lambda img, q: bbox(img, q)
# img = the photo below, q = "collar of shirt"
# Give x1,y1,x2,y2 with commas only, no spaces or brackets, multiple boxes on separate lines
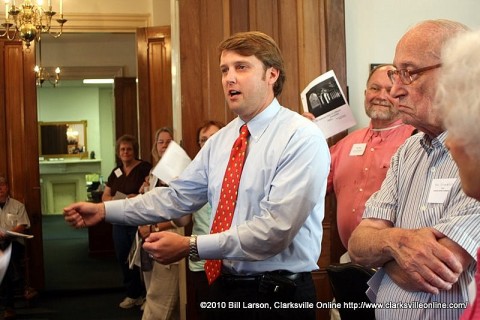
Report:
420,131,448,154
238,98,281,143
366,118,406,141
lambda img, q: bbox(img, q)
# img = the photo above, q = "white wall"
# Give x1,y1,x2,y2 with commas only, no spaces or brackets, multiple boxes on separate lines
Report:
345,0,480,130
38,86,103,160
42,33,137,77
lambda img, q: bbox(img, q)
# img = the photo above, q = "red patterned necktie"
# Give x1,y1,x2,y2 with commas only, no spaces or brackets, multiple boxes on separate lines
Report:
204,124,250,284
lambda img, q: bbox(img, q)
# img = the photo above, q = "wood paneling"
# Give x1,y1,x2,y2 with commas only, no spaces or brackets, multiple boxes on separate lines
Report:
0,39,44,289
179,0,231,158
0,42,6,177
178,1,346,319
114,77,138,139
3,1,347,304
137,26,172,162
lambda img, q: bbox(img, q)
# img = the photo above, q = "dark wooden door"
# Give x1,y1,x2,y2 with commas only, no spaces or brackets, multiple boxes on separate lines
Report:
0,39,44,289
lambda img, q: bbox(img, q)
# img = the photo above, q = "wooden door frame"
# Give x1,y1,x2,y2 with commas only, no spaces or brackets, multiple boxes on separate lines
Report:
137,26,173,162
0,39,44,289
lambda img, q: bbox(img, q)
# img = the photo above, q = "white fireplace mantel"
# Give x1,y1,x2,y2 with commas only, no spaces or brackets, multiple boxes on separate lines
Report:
40,159,102,214
39,159,102,174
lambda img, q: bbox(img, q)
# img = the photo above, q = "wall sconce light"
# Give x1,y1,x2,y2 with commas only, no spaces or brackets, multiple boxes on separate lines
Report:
1,0,67,48
34,64,60,87
34,37,60,87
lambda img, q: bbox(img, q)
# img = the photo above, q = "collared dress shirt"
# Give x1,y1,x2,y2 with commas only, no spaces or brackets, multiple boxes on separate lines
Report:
0,196,30,245
364,131,480,320
328,119,415,248
0,197,30,229
105,98,330,275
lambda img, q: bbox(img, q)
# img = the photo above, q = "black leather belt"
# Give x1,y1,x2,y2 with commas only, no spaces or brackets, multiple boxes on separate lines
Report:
220,274,259,282
219,271,310,294
220,271,307,282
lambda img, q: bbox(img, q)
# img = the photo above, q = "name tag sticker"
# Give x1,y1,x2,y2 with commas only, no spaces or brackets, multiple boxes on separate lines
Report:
114,168,123,178
427,178,456,203
349,143,367,156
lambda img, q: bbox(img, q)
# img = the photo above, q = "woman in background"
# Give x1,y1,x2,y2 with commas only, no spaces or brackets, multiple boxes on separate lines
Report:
137,127,189,320
102,134,151,309
435,29,480,320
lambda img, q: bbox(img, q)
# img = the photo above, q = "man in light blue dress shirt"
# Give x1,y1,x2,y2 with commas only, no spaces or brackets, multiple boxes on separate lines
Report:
65,31,330,319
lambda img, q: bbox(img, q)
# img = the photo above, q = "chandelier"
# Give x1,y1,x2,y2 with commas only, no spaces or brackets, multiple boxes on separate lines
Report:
34,37,60,87
1,0,67,48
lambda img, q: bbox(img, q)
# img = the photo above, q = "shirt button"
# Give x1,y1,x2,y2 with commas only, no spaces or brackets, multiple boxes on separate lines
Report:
364,168,368,171
431,167,436,173
420,205,427,211
359,188,363,192
370,148,375,152
352,209,356,212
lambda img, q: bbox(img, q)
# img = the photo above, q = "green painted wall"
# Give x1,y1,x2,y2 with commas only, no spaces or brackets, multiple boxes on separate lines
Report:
37,82,116,181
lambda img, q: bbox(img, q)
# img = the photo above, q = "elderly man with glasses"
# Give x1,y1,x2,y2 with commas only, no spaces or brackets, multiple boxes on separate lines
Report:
348,19,480,320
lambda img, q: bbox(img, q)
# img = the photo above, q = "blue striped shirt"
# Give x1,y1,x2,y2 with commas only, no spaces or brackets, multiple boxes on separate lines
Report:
364,131,480,320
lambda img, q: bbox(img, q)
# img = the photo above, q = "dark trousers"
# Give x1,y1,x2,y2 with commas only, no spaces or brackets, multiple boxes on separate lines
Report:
187,269,209,320
112,224,144,298
205,272,316,320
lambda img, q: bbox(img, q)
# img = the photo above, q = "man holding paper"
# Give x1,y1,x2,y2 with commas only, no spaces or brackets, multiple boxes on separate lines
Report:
305,65,416,252
64,31,329,319
0,174,32,319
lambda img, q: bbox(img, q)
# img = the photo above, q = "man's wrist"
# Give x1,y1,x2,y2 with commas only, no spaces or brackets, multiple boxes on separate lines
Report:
99,203,106,221
189,235,200,261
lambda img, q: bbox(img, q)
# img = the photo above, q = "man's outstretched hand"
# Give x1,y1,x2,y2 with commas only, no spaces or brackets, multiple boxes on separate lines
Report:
63,202,106,228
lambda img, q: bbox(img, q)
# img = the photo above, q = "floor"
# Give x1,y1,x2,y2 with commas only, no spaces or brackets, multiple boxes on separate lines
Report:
0,215,143,320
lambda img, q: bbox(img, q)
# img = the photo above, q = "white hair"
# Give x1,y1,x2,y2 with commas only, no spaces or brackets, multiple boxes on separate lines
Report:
435,29,480,158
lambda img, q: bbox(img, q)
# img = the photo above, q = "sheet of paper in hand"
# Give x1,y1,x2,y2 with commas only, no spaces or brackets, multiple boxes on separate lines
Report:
0,243,11,284
301,70,356,138
6,230,34,239
0,227,34,239
152,141,192,185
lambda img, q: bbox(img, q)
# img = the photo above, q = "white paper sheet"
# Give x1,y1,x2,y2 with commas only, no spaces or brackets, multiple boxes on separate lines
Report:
6,230,34,239
128,233,142,269
0,243,12,284
152,141,191,184
301,70,356,138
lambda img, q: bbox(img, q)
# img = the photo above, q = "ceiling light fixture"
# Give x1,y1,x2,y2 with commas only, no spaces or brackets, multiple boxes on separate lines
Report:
83,79,115,84
1,0,67,48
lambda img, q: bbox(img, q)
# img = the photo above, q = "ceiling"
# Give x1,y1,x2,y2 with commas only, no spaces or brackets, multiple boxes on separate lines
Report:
37,32,137,80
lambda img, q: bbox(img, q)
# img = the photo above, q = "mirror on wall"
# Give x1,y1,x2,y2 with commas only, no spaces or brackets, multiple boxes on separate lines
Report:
39,120,88,159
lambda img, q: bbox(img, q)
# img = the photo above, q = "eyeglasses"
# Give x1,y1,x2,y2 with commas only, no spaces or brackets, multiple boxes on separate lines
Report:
387,63,442,85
